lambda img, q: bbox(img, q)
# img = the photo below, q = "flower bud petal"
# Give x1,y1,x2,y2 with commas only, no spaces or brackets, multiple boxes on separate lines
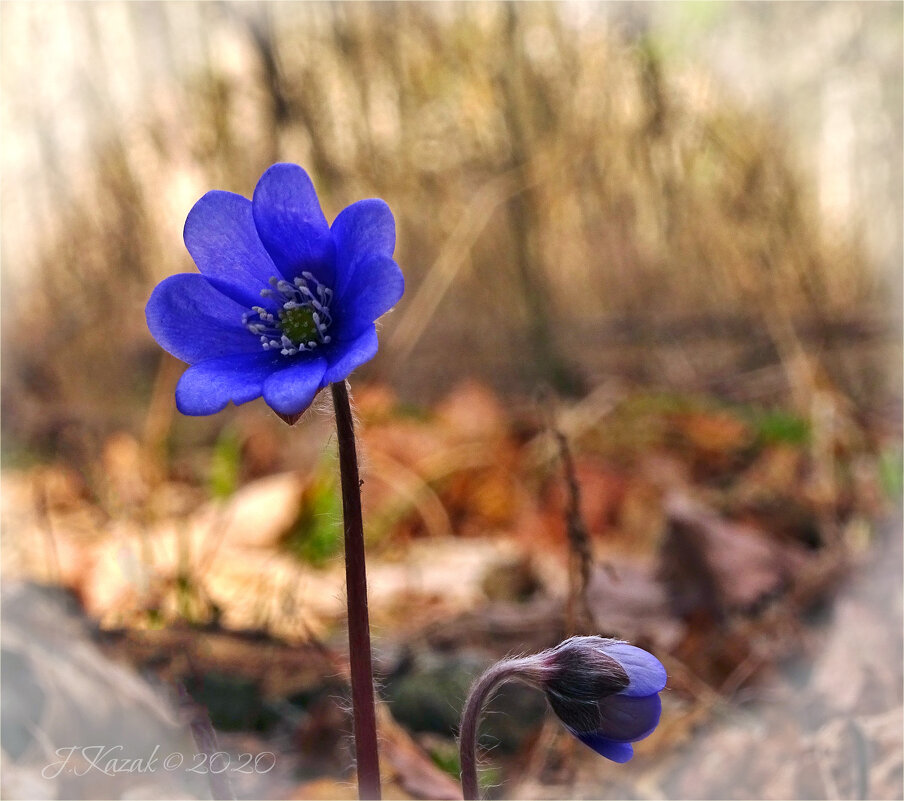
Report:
574,733,635,763
600,642,668,697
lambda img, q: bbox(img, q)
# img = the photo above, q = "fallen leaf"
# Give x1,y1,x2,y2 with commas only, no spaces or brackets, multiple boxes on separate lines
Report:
660,492,809,619
379,704,463,800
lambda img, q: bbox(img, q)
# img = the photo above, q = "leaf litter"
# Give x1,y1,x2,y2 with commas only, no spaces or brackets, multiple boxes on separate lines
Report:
1,379,899,799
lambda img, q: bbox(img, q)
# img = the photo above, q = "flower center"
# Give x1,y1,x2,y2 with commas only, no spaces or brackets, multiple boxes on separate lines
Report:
242,273,334,356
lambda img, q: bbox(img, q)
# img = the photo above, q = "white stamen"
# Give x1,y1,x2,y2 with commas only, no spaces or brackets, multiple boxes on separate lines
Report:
244,273,335,356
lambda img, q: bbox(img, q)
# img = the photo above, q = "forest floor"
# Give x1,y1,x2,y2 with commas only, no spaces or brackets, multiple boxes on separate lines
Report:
1,380,901,799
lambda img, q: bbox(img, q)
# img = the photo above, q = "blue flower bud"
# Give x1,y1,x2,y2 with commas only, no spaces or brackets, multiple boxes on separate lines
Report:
538,636,667,763
459,636,667,798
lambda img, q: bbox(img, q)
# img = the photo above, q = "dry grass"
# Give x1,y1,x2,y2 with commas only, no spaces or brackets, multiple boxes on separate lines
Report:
1,3,898,460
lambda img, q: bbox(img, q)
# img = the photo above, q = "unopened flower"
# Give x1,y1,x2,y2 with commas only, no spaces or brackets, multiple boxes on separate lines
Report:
146,163,404,420
538,636,666,763
460,634,666,800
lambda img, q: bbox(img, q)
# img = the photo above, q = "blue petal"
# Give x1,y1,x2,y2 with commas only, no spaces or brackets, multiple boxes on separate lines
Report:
183,191,281,308
331,199,395,300
574,733,635,763
323,325,379,384
602,643,667,697
175,352,281,416
146,274,261,364
261,357,328,416
333,255,404,341
252,163,335,288
596,693,662,742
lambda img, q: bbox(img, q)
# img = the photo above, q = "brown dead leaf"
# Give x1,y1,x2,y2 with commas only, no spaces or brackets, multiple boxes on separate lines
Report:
670,410,754,478
736,443,805,496
237,419,285,479
363,419,447,472
544,458,627,537
353,382,400,422
379,705,463,800
585,559,685,651
660,491,810,619
539,457,664,558
34,463,92,512
216,472,305,549
290,777,358,800
435,380,508,442
727,444,824,546
443,466,521,534
101,432,150,508
676,411,753,455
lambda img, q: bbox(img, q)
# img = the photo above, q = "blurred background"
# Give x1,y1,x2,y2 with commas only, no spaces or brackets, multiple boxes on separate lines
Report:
1,2,901,799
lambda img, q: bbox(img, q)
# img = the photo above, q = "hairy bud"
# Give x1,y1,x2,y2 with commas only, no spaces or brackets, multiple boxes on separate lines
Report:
536,636,667,763
459,635,667,801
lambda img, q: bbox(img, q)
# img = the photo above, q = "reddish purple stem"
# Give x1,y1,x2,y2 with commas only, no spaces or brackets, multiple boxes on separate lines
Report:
332,380,381,800
459,658,538,800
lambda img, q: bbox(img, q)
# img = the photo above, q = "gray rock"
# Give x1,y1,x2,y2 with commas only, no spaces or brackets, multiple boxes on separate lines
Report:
1,582,212,800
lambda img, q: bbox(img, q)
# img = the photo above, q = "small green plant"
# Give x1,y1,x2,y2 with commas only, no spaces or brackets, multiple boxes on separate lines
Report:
282,456,343,567
427,739,461,780
752,408,811,446
878,447,903,502
208,425,242,500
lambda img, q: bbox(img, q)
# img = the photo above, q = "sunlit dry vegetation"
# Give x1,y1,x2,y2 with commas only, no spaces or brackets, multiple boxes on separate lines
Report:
0,3,900,799
3,3,897,454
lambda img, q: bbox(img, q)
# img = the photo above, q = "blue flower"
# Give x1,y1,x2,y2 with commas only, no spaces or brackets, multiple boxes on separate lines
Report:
540,636,667,763
146,163,404,420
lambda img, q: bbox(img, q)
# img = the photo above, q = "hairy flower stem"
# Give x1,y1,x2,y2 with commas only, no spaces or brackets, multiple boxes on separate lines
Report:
459,658,537,801
331,380,381,800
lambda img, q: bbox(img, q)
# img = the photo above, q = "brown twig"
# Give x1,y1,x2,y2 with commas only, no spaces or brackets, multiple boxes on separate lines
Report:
176,684,235,801
32,472,61,585
550,420,594,634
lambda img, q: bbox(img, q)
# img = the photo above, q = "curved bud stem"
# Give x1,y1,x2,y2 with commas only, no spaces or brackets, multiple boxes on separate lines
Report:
460,637,667,796
459,657,544,800
332,380,381,800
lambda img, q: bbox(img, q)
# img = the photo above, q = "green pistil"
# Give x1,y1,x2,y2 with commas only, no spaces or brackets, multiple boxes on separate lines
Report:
245,273,333,355
280,306,319,345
